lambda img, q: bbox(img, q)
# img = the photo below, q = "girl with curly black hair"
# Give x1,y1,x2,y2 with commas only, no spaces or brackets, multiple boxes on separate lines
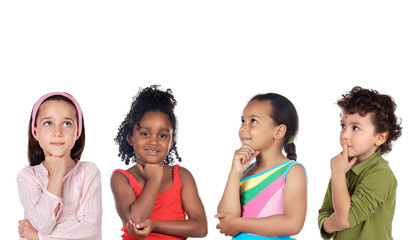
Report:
111,85,207,240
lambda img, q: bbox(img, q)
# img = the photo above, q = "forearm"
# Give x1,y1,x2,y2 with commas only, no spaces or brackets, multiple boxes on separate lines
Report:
331,173,351,229
236,214,304,236
153,218,207,238
217,172,242,215
323,212,347,234
128,180,161,223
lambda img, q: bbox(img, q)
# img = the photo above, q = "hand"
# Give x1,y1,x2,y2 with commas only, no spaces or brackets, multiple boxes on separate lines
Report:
43,152,67,178
126,219,154,238
231,145,260,174
330,139,357,175
137,162,164,182
18,219,39,240
215,213,240,236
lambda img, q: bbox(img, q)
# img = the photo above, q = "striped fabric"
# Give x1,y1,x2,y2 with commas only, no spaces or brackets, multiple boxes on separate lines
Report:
233,160,300,240
17,161,102,240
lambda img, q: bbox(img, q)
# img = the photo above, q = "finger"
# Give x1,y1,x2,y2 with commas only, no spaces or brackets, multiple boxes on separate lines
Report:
341,139,348,157
214,213,224,218
251,150,260,158
240,144,257,154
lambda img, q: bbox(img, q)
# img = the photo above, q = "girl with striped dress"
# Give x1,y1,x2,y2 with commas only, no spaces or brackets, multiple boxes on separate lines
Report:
216,93,307,239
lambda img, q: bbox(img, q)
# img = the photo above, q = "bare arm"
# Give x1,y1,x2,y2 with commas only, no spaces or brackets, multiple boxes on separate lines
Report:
110,163,163,224
217,145,259,215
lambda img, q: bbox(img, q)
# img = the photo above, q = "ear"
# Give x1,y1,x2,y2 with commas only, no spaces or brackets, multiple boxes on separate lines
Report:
126,133,134,147
375,131,389,147
274,124,287,140
33,127,39,141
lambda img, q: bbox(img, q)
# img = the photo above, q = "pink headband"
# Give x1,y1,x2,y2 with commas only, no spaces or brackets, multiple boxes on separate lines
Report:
31,92,83,138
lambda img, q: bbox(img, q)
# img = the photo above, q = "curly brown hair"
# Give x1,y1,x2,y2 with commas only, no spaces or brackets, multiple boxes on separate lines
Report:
337,86,402,154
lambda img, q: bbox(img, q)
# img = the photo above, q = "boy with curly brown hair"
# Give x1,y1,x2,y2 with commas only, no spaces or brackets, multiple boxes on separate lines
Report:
318,86,402,239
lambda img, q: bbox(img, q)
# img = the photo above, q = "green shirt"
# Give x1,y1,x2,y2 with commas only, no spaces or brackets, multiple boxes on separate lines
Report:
318,152,397,239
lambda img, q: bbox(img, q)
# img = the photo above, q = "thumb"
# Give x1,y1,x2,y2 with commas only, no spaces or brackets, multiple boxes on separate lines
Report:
348,157,358,167
215,213,225,219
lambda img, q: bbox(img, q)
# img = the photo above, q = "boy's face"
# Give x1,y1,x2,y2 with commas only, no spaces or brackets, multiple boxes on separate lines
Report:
339,111,384,162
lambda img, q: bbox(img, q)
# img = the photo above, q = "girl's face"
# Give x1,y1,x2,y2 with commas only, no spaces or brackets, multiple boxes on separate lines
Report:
239,100,277,152
339,111,382,161
34,100,78,158
127,111,174,165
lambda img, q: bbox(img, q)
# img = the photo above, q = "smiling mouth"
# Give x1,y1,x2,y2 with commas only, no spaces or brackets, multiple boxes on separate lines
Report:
240,137,251,142
145,149,160,154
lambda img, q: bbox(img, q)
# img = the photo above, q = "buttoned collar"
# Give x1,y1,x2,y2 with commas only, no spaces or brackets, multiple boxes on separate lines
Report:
350,151,383,176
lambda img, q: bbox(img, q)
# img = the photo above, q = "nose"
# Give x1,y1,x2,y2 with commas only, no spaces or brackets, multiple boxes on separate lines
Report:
53,125,63,137
239,123,247,133
148,134,159,145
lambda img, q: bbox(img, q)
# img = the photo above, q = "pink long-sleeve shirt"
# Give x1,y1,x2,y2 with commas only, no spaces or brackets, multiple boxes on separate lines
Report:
17,161,102,240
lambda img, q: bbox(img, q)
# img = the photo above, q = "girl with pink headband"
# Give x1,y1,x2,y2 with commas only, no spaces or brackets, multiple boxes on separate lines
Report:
17,92,102,240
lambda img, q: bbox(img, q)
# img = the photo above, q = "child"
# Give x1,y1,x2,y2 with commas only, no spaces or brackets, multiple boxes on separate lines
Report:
111,85,207,240
216,93,307,239
318,86,402,239
17,92,102,240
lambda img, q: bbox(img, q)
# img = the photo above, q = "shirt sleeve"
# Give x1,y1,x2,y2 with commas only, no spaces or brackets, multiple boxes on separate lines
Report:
17,167,63,235
348,168,396,228
38,162,103,240
317,179,336,240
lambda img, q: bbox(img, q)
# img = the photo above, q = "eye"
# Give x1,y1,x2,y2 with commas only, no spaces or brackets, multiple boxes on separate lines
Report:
340,123,346,129
159,134,168,138
251,118,257,124
353,126,360,131
44,121,52,127
63,122,72,127
140,132,149,137
241,118,245,125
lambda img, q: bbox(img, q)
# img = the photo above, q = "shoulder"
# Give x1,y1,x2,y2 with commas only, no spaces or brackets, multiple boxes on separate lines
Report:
17,164,44,181
360,160,396,186
177,166,197,185
78,161,101,177
285,162,307,180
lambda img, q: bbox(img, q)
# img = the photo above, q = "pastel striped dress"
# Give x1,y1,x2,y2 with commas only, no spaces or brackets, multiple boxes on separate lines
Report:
233,160,304,240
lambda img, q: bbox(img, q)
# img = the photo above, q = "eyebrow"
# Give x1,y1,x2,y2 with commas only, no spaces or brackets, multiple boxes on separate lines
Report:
39,117,75,122
242,114,261,119
138,126,171,132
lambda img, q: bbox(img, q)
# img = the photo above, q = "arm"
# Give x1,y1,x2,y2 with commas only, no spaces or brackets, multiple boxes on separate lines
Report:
217,145,259,216
217,164,307,237
111,163,163,225
37,162,102,240
150,167,208,237
317,180,335,239
324,140,357,232
17,168,62,235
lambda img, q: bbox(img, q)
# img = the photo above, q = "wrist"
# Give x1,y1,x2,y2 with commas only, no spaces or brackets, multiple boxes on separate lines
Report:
150,220,158,232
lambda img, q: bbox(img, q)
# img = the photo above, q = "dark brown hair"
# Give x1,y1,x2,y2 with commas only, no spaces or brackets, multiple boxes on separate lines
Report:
250,93,299,160
337,86,402,154
28,95,85,166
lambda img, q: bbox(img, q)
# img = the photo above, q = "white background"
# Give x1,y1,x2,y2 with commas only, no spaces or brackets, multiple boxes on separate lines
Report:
1,1,411,239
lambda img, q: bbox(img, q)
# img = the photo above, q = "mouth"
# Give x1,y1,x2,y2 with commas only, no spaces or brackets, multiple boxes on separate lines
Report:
240,137,251,142
51,142,64,146
145,149,160,155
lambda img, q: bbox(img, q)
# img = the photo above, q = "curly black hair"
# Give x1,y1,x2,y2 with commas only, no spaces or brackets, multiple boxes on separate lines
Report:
114,85,182,165
337,86,402,154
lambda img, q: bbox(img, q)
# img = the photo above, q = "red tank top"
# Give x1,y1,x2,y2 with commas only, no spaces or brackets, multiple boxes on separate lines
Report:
113,165,187,240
